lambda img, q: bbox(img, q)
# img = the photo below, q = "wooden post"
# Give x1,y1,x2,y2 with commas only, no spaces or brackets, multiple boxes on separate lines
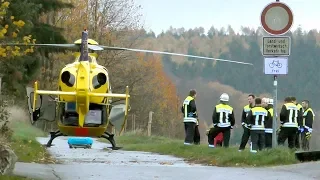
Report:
131,114,133,131
124,118,127,132
148,111,153,136
133,114,136,133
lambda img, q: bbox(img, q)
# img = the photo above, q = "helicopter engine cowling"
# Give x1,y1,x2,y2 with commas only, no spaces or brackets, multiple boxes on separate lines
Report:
61,71,75,87
90,70,109,103
92,72,107,89
58,66,78,102
58,58,110,104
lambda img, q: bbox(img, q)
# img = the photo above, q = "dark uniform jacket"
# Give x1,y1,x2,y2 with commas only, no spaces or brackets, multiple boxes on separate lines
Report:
241,104,254,128
280,102,302,128
246,106,271,131
264,107,274,133
212,103,235,128
303,107,315,133
181,96,197,123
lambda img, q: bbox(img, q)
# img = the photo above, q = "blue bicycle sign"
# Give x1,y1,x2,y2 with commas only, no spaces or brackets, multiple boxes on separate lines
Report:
269,60,282,68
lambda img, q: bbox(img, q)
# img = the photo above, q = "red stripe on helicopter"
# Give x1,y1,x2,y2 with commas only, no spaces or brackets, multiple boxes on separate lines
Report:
75,127,89,136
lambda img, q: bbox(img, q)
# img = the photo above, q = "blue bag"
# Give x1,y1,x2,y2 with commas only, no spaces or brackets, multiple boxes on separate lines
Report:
68,137,93,148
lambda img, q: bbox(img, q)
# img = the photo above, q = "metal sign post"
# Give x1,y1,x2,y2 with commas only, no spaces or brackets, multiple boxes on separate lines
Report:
260,0,293,148
273,75,278,148
264,57,288,147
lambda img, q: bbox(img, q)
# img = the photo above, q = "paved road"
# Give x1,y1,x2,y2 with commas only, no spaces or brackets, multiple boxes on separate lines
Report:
12,137,320,180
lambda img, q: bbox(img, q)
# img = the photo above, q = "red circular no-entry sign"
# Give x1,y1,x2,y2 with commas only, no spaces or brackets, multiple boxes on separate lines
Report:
260,2,293,35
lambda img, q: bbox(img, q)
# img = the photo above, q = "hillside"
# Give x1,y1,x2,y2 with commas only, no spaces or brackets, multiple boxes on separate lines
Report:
137,26,320,110
136,26,320,146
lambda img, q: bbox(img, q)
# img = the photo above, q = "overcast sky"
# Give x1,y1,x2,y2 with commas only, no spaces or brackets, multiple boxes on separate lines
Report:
135,0,318,35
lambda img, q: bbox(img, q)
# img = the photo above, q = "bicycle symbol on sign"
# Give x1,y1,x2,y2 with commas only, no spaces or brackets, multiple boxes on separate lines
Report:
269,60,282,68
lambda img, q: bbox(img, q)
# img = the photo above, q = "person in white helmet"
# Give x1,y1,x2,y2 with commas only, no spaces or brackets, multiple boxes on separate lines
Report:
207,93,235,148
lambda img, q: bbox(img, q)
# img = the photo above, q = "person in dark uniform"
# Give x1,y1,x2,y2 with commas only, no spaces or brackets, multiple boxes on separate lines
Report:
291,97,303,149
301,100,315,151
181,89,200,145
277,97,302,149
247,98,272,153
263,98,274,148
239,94,255,151
207,93,235,148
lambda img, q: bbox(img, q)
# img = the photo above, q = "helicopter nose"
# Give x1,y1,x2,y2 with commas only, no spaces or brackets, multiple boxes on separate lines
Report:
61,71,75,87
92,72,107,89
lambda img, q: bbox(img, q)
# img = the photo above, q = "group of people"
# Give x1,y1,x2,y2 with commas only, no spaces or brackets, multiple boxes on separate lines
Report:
181,89,315,153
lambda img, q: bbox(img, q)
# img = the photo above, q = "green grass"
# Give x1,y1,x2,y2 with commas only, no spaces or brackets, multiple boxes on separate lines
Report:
0,175,35,180
113,132,299,167
6,121,56,164
1,121,54,179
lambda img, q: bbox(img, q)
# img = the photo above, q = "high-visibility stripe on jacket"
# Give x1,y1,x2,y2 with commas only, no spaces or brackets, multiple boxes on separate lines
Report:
182,96,197,123
213,103,235,128
303,107,315,133
280,103,300,128
248,107,269,130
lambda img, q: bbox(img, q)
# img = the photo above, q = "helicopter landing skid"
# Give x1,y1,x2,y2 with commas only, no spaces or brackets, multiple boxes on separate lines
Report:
46,130,64,147
101,132,122,150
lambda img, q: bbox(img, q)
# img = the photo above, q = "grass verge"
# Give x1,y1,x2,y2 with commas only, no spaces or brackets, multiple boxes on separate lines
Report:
113,133,299,167
1,120,55,179
0,175,34,180
7,121,56,164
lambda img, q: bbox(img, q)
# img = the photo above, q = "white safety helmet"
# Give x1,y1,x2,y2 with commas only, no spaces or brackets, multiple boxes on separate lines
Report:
262,98,269,104
268,98,274,105
220,93,229,102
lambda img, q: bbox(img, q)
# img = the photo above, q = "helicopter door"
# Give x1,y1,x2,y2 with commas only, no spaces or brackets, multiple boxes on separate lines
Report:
26,87,56,124
109,104,127,135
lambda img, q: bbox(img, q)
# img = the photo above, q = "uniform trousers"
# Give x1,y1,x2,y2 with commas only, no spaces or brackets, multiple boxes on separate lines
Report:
239,126,250,150
207,126,231,147
301,131,310,151
184,122,200,144
265,132,272,148
295,131,301,149
250,130,265,151
277,127,298,149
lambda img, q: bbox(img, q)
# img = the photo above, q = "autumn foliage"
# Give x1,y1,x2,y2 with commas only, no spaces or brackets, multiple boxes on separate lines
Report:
127,53,183,138
0,1,36,57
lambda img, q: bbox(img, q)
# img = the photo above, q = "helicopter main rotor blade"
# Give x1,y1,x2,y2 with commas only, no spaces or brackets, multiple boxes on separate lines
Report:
0,43,77,48
88,44,104,51
98,46,253,66
0,43,104,51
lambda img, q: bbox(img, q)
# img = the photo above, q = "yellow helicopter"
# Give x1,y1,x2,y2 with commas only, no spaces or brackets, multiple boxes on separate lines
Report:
2,29,253,150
